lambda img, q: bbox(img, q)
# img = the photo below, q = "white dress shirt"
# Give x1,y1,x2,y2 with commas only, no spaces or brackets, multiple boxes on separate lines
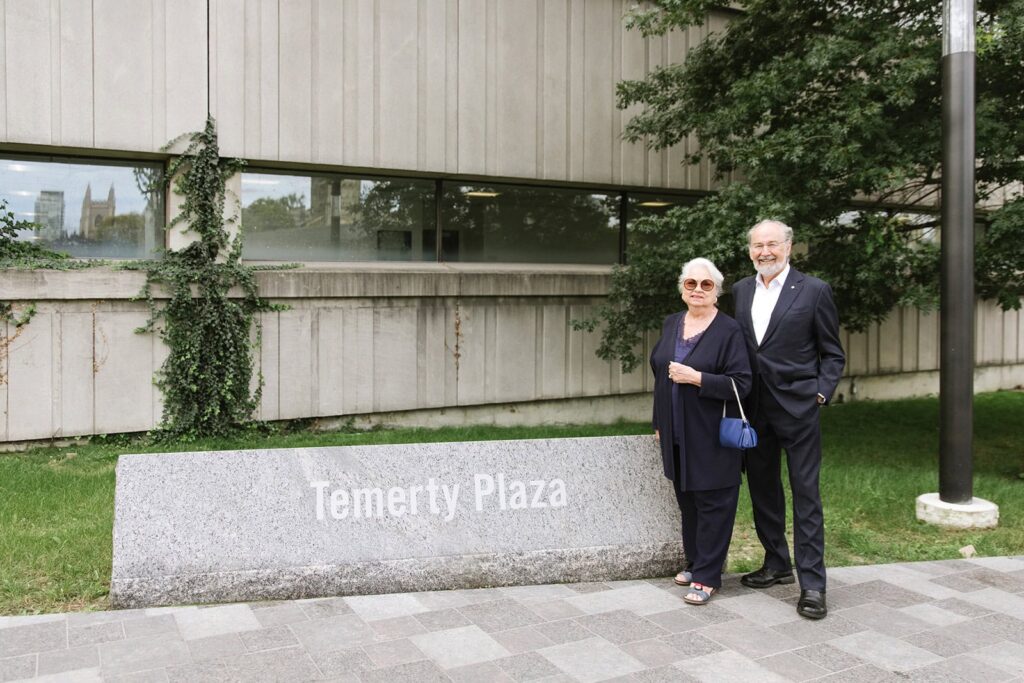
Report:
751,264,791,345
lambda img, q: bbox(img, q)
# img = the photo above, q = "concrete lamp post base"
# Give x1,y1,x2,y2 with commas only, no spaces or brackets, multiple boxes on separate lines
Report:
916,493,999,529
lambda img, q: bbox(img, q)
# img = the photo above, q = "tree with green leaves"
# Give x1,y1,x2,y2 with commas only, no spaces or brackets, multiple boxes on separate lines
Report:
586,0,1024,371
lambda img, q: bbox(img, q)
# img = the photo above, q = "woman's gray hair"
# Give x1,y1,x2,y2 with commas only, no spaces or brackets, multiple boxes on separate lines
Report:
678,257,725,296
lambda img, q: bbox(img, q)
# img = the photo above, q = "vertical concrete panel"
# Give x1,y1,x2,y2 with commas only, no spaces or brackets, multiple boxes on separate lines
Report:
59,0,93,147
878,310,902,373
540,304,567,398
213,0,247,156
619,11,648,186
93,311,154,434
495,0,537,178
377,0,418,169
278,0,312,162
341,307,374,414
494,305,537,402
372,306,419,411
418,303,448,409
846,330,868,376
866,323,879,374
258,311,280,420
352,0,376,167
1002,308,1018,364
0,316,6,441
567,0,585,180
0,0,6,140
917,310,939,371
645,34,665,188
258,0,279,159
93,0,152,150
277,309,313,419
422,0,447,170
664,30,688,187
152,325,169,427
59,312,94,437
901,307,919,372
317,308,345,416
314,0,344,163
164,0,207,143
457,0,486,175
1018,306,1024,362
541,0,568,180
455,303,487,405
7,312,53,440
980,300,1004,365
5,0,51,144
242,0,262,156
566,304,587,396
582,0,614,183
581,314,610,396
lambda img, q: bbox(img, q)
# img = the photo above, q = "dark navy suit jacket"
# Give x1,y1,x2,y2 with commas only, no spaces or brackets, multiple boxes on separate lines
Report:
732,269,846,420
650,311,752,491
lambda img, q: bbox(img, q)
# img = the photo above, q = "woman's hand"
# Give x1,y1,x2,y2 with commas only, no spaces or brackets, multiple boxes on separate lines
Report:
668,362,702,386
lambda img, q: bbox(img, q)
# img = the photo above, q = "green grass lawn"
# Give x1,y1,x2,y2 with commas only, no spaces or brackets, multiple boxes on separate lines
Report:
1,392,1021,615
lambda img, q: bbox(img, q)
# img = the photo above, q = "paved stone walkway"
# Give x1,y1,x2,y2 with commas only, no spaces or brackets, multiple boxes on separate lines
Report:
2,557,1024,682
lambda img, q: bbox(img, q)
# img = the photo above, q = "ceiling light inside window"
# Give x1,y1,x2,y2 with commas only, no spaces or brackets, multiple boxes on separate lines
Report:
637,201,673,207
465,191,501,198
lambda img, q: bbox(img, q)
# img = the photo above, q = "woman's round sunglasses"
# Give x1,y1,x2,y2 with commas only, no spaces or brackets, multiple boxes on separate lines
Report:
683,278,716,292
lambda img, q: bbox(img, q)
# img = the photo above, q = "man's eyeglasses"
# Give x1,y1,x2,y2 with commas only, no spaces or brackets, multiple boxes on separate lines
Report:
683,279,716,292
750,241,786,251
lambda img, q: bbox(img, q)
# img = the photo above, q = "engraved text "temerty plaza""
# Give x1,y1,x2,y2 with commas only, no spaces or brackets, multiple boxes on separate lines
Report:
311,474,568,521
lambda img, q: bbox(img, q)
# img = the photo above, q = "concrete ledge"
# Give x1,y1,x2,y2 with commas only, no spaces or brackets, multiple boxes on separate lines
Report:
111,436,681,608
111,542,681,608
916,492,1000,529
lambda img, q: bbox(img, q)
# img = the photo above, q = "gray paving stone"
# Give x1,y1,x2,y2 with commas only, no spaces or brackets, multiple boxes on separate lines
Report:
308,646,374,678
619,638,685,667
409,625,511,670
770,613,865,645
677,601,742,626
123,614,178,639
838,601,934,636
673,649,789,682
0,654,36,681
698,618,802,659
239,625,299,652
447,661,516,682
490,626,555,654
627,665,701,682
298,597,354,619
358,658,451,682
564,583,687,616
0,621,66,657
530,618,594,645
65,610,146,627
414,590,473,611
641,609,705,633
344,593,429,622
27,669,103,682
415,608,473,632
165,645,320,683
68,621,125,647
251,602,309,628
105,668,171,683
815,663,902,682
458,599,543,633
908,653,1018,682
521,599,583,622
899,603,974,627
172,604,261,641
926,617,1013,651
830,631,944,672
755,651,830,681
903,628,983,657
567,583,612,594
972,612,1024,643
499,584,578,602
792,643,865,672
711,592,799,627
658,632,725,659
368,615,427,640
825,584,882,611
538,636,645,683
98,634,191,677
496,651,562,681
288,613,377,654
969,642,1024,678
184,632,246,662
574,610,669,645
950,567,1024,593
36,644,99,676
363,637,426,668
931,597,995,617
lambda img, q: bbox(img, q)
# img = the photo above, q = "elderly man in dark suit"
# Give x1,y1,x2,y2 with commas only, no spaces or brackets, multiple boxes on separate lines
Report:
732,219,845,620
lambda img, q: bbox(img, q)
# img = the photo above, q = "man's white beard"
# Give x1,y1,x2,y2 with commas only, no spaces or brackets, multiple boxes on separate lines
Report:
755,259,786,279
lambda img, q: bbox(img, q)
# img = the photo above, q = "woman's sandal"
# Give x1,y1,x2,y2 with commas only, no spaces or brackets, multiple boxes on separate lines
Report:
683,582,716,605
674,569,693,586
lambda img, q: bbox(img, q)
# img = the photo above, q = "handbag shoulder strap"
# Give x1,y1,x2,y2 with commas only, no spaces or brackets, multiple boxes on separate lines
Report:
721,377,749,422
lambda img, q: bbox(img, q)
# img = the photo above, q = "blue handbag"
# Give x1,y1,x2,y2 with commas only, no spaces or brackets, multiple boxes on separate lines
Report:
719,377,758,449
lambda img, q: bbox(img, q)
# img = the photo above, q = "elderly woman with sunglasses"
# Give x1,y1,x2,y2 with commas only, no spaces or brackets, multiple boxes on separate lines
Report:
650,257,752,605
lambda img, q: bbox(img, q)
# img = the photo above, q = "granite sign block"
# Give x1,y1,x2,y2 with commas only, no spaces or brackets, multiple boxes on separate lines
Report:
111,435,681,607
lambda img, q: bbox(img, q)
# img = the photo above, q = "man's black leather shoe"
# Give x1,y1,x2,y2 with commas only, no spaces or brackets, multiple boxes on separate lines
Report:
740,566,795,588
797,589,827,619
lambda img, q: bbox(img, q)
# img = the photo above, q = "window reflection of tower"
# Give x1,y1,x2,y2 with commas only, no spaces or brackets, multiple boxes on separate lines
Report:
34,190,65,241
80,183,116,239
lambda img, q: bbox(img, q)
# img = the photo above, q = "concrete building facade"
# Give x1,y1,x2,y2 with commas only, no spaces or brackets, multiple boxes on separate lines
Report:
1,0,1022,443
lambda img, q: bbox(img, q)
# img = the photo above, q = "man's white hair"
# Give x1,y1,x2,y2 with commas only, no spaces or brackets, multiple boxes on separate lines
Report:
678,257,725,296
748,219,794,243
